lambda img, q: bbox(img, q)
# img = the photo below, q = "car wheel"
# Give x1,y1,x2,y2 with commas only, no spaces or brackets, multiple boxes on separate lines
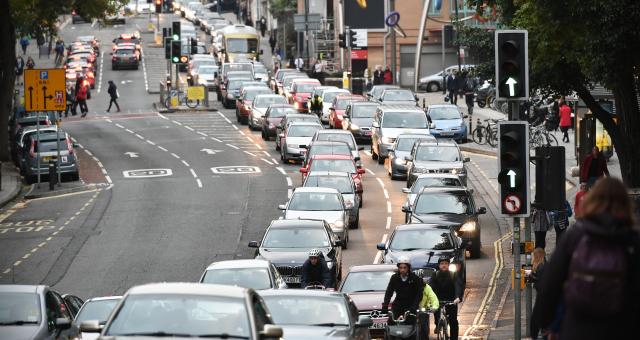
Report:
428,82,440,92
261,130,266,140
370,144,378,160
358,194,363,208
377,154,385,165
342,234,348,250
351,213,359,229
217,91,222,101
470,238,482,259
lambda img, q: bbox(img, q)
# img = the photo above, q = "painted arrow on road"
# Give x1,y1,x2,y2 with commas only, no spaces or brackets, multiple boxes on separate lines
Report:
125,152,140,158
201,149,223,155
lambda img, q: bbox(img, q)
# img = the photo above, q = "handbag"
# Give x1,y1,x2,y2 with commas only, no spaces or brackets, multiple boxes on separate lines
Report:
116,89,120,98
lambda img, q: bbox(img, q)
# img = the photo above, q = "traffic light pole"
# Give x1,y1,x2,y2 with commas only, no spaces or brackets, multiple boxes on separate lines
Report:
524,216,532,337
513,217,521,340
390,0,396,84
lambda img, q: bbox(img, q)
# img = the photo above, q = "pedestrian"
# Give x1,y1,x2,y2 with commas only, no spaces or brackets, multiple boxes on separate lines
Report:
574,183,588,218
446,70,458,105
36,34,45,58
580,146,609,188
15,56,25,85
106,80,121,112
530,247,546,292
533,207,551,249
76,79,89,117
294,55,304,71
259,16,267,37
373,65,383,85
65,84,75,117
383,65,393,85
54,38,65,66
547,200,572,243
559,102,572,142
462,70,477,116
20,36,29,54
269,34,276,54
456,69,466,99
313,60,324,84
275,45,281,60
26,56,35,69
531,177,640,340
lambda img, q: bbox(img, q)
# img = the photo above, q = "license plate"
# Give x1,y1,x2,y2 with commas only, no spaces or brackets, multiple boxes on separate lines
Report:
283,276,300,283
439,132,454,136
370,321,387,329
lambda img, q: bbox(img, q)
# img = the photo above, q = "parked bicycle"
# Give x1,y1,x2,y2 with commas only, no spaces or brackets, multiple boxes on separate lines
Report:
471,118,504,147
529,124,558,149
163,88,200,109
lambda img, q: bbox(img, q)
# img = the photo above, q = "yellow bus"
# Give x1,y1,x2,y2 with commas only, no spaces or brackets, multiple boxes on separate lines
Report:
219,25,261,63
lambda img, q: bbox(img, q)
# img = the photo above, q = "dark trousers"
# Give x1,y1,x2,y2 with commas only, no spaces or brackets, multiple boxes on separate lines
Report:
560,126,570,142
535,230,547,249
76,99,88,115
434,304,458,339
465,94,474,116
108,97,120,111
448,90,457,104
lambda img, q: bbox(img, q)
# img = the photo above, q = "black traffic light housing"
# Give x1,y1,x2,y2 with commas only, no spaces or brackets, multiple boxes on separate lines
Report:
172,21,181,41
495,30,528,100
338,32,347,49
164,37,171,59
534,146,566,211
190,37,198,55
497,121,530,216
171,40,181,63
155,0,162,13
349,29,357,47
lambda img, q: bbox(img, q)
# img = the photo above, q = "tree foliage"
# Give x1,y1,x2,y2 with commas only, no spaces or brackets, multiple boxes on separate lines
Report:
452,23,494,79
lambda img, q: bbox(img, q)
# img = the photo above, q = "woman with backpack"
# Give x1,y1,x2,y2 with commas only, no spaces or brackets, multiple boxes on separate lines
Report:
531,177,640,340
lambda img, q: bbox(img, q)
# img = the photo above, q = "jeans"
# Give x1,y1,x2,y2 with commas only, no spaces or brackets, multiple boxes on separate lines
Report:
434,304,458,339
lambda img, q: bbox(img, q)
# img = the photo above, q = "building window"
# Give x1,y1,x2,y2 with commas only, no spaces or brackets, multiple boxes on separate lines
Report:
449,0,475,16
428,0,442,16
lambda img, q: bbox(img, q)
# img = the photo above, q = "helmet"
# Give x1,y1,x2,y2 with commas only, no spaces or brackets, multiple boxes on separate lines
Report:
438,256,451,264
396,256,411,268
308,249,322,258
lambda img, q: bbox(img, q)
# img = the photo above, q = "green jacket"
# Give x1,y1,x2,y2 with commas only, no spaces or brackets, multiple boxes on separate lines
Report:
419,283,439,311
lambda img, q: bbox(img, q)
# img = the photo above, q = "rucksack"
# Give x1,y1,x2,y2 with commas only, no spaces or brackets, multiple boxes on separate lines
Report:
564,225,636,317
464,78,475,92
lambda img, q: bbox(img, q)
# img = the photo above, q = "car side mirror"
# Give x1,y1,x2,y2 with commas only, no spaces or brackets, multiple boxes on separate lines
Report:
260,324,283,338
464,157,470,163
248,241,259,248
278,204,286,210
79,320,101,333
357,168,365,175
402,188,411,193
356,315,374,328
358,145,364,151
299,168,308,174
334,239,344,247
376,243,386,250
429,122,436,129
404,156,413,161
402,206,412,213
478,207,487,214
55,318,71,331
372,121,380,128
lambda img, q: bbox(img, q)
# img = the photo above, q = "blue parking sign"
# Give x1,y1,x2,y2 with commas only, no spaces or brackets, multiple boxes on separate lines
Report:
40,71,48,80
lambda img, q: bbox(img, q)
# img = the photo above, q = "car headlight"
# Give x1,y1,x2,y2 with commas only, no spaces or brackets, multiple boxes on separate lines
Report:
394,157,406,165
451,168,466,175
460,221,476,232
448,263,458,273
287,144,299,149
350,123,360,130
382,136,393,144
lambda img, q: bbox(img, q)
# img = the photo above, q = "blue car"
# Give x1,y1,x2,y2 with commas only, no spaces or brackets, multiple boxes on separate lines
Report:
427,104,468,142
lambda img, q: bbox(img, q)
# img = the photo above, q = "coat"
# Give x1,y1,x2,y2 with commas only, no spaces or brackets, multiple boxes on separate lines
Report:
383,272,423,313
559,105,572,127
446,75,457,91
383,70,393,84
419,283,439,310
580,153,609,182
107,82,118,99
531,214,640,340
300,257,332,288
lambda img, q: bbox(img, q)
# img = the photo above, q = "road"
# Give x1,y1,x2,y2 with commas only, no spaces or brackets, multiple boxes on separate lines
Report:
1,12,510,339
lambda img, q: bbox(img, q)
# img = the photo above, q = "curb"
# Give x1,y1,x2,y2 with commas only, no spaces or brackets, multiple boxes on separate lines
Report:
24,183,99,199
0,168,24,209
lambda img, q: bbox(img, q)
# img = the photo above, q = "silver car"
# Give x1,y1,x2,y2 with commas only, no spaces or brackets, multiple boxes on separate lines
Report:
375,88,418,107
303,171,360,228
387,133,437,180
405,139,470,187
311,130,363,167
249,94,288,130
74,296,122,340
200,259,288,290
280,122,323,162
371,105,431,164
418,64,476,92
279,187,350,248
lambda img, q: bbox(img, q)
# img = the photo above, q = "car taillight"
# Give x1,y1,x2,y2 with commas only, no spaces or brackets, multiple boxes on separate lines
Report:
112,56,116,61
87,72,94,78
29,140,36,158
66,136,74,155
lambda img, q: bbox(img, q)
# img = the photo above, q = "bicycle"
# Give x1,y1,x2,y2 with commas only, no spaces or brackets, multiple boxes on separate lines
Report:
433,301,456,340
472,118,503,147
163,88,200,109
529,124,558,149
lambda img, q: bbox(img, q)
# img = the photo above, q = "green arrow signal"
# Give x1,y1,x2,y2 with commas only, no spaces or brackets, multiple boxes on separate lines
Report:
506,77,517,96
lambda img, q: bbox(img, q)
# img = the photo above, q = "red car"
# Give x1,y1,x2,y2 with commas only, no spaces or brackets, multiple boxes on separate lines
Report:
300,154,365,201
289,79,321,113
235,87,272,124
329,95,367,129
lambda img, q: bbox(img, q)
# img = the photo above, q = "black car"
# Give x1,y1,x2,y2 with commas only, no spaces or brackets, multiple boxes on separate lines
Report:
260,290,373,340
402,187,486,258
376,223,467,285
342,102,378,142
249,219,344,288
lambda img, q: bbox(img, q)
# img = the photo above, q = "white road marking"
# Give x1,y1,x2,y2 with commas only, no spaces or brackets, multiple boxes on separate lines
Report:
254,144,262,149
135,134,144,140
182,160,190,167
276,167,287,175
376,177,385,188
196,179,203,188
386,216,392,230
146,140,156,145
173,121,183,126
105,118,112,123
171,153,180,159
115,123,124,128
286,177,293,187
158,146,168,152
105,175,112,184
84,149,93,156
364,150,372,156
125,129,134,133
157,113,169,120
189,169,197,178
263,151,271,157
261,158,273,165
244,151,257,157
383,189,389,199
197,131,207,136
141,48,148,92
387,201,392,214
239,130,246,136
97,52,104,93
185,126,195,131
232,125,239,130
211,137,222,142
272,158,279,164
226,144,240,150
365,168,375,175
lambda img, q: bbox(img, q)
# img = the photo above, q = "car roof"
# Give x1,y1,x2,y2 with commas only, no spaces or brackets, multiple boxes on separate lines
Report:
127,282,249,298
416,139,458,147
310,154,353,160
84,296,123,303
288,121,322,127
415,173,462,180
269,219,325,228
394,223,452,231
309,141,350,147
284,114,312,119
396,133,436,140
428,104,459,110
335,94,365,100
259,289,346,298
350,101,379,107
315,130,353,136
306,171,352,178
293,186,341,194
0,284,45,293
268,104,295,109
205,259,271,270
347,264,397,273
254,94,284,99
292,78,320,84
418,186,471,195
378,104,424,112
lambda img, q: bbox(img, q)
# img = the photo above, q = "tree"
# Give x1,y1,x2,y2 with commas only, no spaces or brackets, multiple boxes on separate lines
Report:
0,0,125,161
269,0,296,61
452,23,494,79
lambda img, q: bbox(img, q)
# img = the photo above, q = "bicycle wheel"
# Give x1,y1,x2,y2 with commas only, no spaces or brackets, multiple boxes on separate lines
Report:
545,133,558,146
437,317,449,340
185,98,200,109
487,128,498,147
163,96,172,109
471,126,487,145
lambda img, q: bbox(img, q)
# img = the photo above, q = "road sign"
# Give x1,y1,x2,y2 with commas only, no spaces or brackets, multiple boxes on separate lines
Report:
293,14,322,31
187,86,205,100
211,166,261,174
123,169,173,178
503,194,522,213
24,69,66,112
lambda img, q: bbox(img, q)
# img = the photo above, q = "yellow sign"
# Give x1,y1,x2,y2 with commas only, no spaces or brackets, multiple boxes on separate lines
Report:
187,86,205,100
24,69,66,112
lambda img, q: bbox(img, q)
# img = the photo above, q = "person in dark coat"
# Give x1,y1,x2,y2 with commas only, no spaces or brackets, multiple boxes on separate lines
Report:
531,178,640,340
431,257,463,339
268,34,276,54
580,146,609,188
446,70,458,105
381,256,423,325
373,65,383,85
300,249,332,288
107,80,121,112
15,56,25,85
383,65,393,84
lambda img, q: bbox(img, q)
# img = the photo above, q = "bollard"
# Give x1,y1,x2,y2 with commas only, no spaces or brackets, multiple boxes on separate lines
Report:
48,160,57,191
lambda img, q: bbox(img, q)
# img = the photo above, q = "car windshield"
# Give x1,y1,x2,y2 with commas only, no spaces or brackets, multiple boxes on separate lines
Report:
389,229,455,251
262,296,349,326
341,271,395,293
315,134,355,149
351,105,376,118
268,107,296,118
372,86,397,98
76,299,120,324
396,137,422,151
255,96,287,108
262,227,330,248
382,112,428,128
276,71,296,81
284,77,306,87
415,146,460,162
105,294,250,338
295,83,317,93
288,125,321,137
0,292,41,324
335,98,362,110
202,268,271,290
226,38,258,53
288,117,320,125
415,192,471,214
198,66,217,75
309,144,351,158
116,49,134,55
253,65,267,74
305,176,353,194
244,90,271,101
323,91,349,103
430,107,461,120
288,192,343,211
228,80,244,90
310,159,356,173
383,90,415,101
411,177,462,193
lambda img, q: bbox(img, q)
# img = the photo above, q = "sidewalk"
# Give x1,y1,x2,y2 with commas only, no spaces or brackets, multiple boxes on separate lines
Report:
0,163,24,209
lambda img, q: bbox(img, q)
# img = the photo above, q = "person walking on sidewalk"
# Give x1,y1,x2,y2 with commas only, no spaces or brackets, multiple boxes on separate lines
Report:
65,84,75,117
76,80,89,117
15,56,25,85
574,183,588,218
373,65,383,85
383,65,393,85
533,207,551,249
26,56,35,69
20,36,30,54
531,177,640,340
580,146,609,188
269,34,276,54
294,56,304,71
259,16,267,37
107,80,121,112
462,70,477,116
446,70,458,105
559,102,572,142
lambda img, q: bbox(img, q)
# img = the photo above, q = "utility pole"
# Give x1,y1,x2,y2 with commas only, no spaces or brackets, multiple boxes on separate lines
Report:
305,0,310,65
346,26,352,92
454,0,461,71
390,0,396,84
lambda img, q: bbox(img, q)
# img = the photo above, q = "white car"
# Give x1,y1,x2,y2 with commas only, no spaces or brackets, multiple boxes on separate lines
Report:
200,259,288,290
418,64,476,92
320,89,350,123
280,122,323,163
73,296,122,340
194,65,219,90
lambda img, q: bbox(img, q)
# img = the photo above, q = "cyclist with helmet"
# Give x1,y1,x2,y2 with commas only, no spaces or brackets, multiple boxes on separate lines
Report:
301,249,333,288
431,256,463,339
381,256,424,325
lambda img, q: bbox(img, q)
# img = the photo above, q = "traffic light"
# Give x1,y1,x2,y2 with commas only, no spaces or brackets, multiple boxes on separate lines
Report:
172,21,181,41
497,121,530,217
495,30,528,100
534,146,566,211
338,31,347,49
348,29,357,48
155,0,162,13
190,37,198,55
179,55,189,64
164,37,171,59
356,0,367,8
171,40,181,63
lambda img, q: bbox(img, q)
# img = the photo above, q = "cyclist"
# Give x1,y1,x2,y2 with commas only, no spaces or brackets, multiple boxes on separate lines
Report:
419,280,439,338
309,94,323,117
430,257,463,339
381,256,424,325
300,249,333,288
